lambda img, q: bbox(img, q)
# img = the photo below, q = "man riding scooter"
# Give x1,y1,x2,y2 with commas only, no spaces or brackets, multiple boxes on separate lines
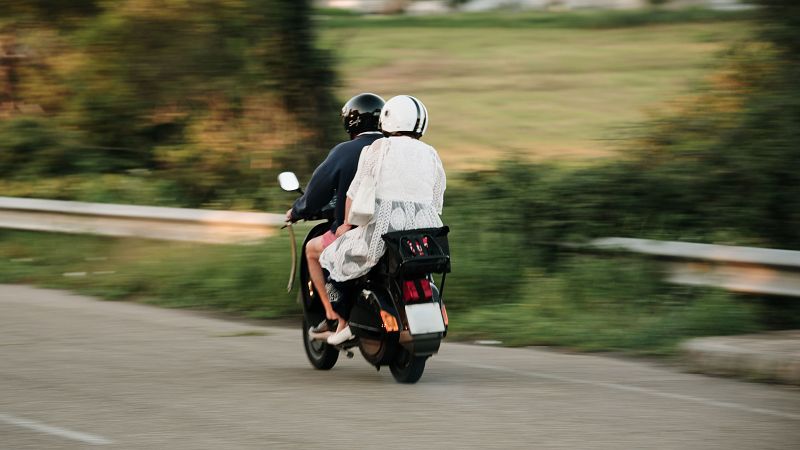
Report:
285,93,385,336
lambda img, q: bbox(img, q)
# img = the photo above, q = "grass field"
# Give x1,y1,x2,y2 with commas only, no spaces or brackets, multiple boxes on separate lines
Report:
321,13,751,170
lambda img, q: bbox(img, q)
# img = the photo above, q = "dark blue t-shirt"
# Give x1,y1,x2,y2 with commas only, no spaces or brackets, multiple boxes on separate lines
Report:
291,132,383,233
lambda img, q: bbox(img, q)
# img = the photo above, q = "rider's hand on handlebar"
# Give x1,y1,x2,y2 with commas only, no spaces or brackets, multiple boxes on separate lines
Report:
285,208,295,224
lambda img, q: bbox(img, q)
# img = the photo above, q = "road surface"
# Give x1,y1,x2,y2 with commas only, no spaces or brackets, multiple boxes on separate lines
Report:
1,285,798,449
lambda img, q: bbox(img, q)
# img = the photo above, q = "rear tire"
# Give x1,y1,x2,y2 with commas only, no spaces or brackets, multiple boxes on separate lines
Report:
302,318,339,370
389,348,427,383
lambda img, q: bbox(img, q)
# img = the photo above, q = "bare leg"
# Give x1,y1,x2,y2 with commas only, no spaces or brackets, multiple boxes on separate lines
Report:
306,236,341,324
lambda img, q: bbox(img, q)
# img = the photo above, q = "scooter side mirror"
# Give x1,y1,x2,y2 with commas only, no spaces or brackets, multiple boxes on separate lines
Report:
278,172,301,192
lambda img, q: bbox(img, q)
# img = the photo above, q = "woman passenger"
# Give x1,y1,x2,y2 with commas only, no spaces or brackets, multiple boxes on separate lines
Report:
321,95,446,345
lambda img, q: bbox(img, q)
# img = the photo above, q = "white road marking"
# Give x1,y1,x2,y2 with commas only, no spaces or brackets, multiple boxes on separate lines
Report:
442,359,800,421
0,413,113,445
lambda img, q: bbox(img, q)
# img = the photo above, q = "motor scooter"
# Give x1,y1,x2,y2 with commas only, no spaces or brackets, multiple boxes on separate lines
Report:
279,171,449,383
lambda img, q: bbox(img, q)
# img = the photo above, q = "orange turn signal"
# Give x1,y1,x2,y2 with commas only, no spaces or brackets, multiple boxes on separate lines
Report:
380,310,399,332
441,303,449,327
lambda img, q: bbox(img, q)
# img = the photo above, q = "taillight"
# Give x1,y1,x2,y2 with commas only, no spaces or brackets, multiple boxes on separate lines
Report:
403,279,433,303
441,303,449,327
380,310,399,332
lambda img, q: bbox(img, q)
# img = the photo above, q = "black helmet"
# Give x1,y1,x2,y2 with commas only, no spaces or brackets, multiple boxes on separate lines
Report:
341,93,385,135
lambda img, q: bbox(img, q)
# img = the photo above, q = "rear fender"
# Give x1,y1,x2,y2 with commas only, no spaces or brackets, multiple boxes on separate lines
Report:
350,286,399,340
350,286,401,367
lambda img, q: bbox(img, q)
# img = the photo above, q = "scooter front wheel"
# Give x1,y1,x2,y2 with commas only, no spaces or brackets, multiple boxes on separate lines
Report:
302,318,339,370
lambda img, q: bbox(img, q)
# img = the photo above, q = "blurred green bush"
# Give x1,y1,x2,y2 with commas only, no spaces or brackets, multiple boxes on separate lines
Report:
0,0,338,209
450,256,761,353
0,117,79,177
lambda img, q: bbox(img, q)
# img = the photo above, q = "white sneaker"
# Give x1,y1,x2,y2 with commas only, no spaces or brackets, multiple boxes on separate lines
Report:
326,326,354,346
308,328,332,341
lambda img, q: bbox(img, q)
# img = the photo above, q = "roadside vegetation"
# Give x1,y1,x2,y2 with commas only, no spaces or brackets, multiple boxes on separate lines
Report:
0,230,299,318
0,229,764,354
2,2,799,353
318,7,750,30
0,5,750,200
0,0,339,210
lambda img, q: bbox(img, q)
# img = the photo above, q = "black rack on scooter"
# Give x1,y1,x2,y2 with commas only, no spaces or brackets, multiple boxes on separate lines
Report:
381,226,451,301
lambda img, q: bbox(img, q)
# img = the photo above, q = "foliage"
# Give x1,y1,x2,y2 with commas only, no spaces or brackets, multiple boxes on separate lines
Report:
438,0,800,331
756,0,800,56
0,173,178,205
317,7,751,29
439,13,800,253
2,6,752,204
1,0,338,209
0,230,774,354
450,256,761,353
0,0,102,27
0,117,79,176
0,230,299,318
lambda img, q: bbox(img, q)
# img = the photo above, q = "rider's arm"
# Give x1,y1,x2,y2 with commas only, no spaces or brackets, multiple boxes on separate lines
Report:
432,149,446,215
344,196,352,221
336,196,354,237
345,138,381,200
290,149,339,220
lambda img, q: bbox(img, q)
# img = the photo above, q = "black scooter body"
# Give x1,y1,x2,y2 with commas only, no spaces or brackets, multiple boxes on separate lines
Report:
295,219,446,380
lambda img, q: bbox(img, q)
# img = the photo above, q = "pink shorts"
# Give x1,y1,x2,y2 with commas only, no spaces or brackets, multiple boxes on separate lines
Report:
321,230,337,249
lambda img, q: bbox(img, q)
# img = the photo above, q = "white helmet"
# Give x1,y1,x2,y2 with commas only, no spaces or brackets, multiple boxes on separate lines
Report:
379,95,429,137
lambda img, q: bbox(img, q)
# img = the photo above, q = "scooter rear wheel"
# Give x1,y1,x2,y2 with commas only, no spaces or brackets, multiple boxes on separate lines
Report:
389,348,427,383
302,318,339,370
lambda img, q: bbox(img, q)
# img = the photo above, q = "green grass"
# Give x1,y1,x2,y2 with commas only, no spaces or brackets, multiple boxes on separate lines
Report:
317,8,751,30
0,229,769,354
321,11,753,170
0,229,304,319
448,257,761,354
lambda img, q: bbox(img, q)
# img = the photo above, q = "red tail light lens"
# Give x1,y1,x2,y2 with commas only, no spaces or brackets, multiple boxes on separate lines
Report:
402,279,434,303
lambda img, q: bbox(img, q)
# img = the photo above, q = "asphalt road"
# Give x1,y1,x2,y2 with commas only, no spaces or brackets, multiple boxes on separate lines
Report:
2,285,799,449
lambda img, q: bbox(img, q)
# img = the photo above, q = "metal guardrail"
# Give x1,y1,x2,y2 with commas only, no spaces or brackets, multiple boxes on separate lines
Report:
0,196,286,244
588,238,800,297
2,197,799,296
